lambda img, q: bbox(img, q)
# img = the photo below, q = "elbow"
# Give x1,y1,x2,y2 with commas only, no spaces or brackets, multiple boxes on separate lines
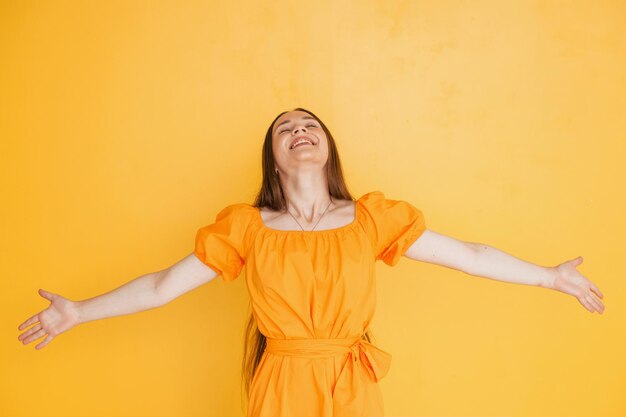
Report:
463,242,481,275
152,270,170,307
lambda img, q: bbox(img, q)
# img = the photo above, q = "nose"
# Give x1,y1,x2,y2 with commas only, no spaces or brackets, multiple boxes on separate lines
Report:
292,125,307,135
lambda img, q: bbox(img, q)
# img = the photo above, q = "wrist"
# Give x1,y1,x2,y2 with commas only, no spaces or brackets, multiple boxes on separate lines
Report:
541,266,559,289
72,300,86,325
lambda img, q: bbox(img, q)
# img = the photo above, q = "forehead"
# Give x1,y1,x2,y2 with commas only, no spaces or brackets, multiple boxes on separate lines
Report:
274,111,317,131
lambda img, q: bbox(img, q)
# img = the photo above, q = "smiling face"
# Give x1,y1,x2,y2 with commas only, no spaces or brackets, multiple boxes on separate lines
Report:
271,110,329,175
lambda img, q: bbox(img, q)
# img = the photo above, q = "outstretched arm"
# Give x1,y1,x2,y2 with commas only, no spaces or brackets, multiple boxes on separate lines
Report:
18,253,220,350
403,229,605,314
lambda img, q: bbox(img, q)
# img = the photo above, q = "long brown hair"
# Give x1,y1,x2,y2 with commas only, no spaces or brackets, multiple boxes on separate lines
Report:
239,107,376,407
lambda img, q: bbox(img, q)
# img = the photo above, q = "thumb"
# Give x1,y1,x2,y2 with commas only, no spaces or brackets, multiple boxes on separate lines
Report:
571,256,583,266
38,289,55,301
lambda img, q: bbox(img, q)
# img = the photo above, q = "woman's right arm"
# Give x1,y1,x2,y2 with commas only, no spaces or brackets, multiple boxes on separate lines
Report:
18,253,220,349
79,252,220,321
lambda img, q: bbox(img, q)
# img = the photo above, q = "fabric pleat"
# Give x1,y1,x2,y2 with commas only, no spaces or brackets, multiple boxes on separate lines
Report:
193,191,427,416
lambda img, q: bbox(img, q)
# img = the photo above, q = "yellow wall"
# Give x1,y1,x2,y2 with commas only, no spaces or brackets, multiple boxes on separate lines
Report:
2,1,624,416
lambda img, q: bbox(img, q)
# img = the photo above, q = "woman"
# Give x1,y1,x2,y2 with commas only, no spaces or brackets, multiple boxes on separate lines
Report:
18,107,605,417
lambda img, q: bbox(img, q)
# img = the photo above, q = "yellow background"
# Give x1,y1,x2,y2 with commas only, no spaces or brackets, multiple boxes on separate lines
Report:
2,1,624,416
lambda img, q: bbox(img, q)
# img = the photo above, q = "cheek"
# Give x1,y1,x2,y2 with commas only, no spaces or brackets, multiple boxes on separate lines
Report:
271,137,282,154
271,141,287,163
320,137,330,152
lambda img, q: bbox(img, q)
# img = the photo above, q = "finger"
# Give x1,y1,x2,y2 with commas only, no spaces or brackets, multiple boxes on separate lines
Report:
38,289,55,301
23,328,46,345
590,283,604,299
35,334,54,350
584,294,602,314
18,323,42,342
578,297,593,313
587,294,605,314
18,314,40,331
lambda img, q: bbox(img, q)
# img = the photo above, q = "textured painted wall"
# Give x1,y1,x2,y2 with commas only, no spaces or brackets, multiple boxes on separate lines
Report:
2,1,624,416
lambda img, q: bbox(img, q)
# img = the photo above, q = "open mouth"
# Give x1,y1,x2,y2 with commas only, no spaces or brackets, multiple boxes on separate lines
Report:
290,137,315,150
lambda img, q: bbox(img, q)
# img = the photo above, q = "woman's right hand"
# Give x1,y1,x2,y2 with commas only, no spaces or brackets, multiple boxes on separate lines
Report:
18,289,81,350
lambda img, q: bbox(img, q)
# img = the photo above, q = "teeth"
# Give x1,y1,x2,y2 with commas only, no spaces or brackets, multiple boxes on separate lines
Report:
291,139,313,149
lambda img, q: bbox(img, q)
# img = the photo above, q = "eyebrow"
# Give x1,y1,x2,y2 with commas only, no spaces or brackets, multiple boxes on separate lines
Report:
274,115,317,131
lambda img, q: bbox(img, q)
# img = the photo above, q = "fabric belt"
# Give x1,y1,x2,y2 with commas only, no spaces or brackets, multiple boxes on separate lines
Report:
265,336,392,415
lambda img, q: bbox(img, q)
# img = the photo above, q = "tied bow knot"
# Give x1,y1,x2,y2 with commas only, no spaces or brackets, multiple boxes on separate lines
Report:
265,336,392,416
332,338,392,415
346,338,391,382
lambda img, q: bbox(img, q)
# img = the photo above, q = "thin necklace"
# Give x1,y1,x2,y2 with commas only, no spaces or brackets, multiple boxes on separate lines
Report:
286,196,333,231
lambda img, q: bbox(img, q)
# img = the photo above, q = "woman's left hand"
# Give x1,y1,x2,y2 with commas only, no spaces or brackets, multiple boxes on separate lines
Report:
550,256,605,314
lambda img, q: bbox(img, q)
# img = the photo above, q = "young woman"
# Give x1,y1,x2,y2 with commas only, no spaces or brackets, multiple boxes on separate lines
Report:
18,107,605,417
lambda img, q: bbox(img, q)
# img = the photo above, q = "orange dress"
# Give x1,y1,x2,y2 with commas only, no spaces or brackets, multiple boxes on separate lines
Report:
194,191,426,417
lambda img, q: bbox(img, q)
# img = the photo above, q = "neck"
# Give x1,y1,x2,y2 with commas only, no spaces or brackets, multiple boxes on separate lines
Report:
278,170,332,220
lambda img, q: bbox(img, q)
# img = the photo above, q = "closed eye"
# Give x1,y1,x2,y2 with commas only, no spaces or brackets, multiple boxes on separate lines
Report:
279,124,318,134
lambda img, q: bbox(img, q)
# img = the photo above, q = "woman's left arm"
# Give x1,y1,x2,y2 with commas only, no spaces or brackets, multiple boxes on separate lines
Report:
404,229,605,314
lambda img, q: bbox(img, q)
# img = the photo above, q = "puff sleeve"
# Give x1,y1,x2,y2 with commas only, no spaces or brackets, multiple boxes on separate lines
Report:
359,191,427,266
194,203,251,283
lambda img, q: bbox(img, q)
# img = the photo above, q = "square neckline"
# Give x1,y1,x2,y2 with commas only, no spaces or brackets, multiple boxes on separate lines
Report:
254,199,361,234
